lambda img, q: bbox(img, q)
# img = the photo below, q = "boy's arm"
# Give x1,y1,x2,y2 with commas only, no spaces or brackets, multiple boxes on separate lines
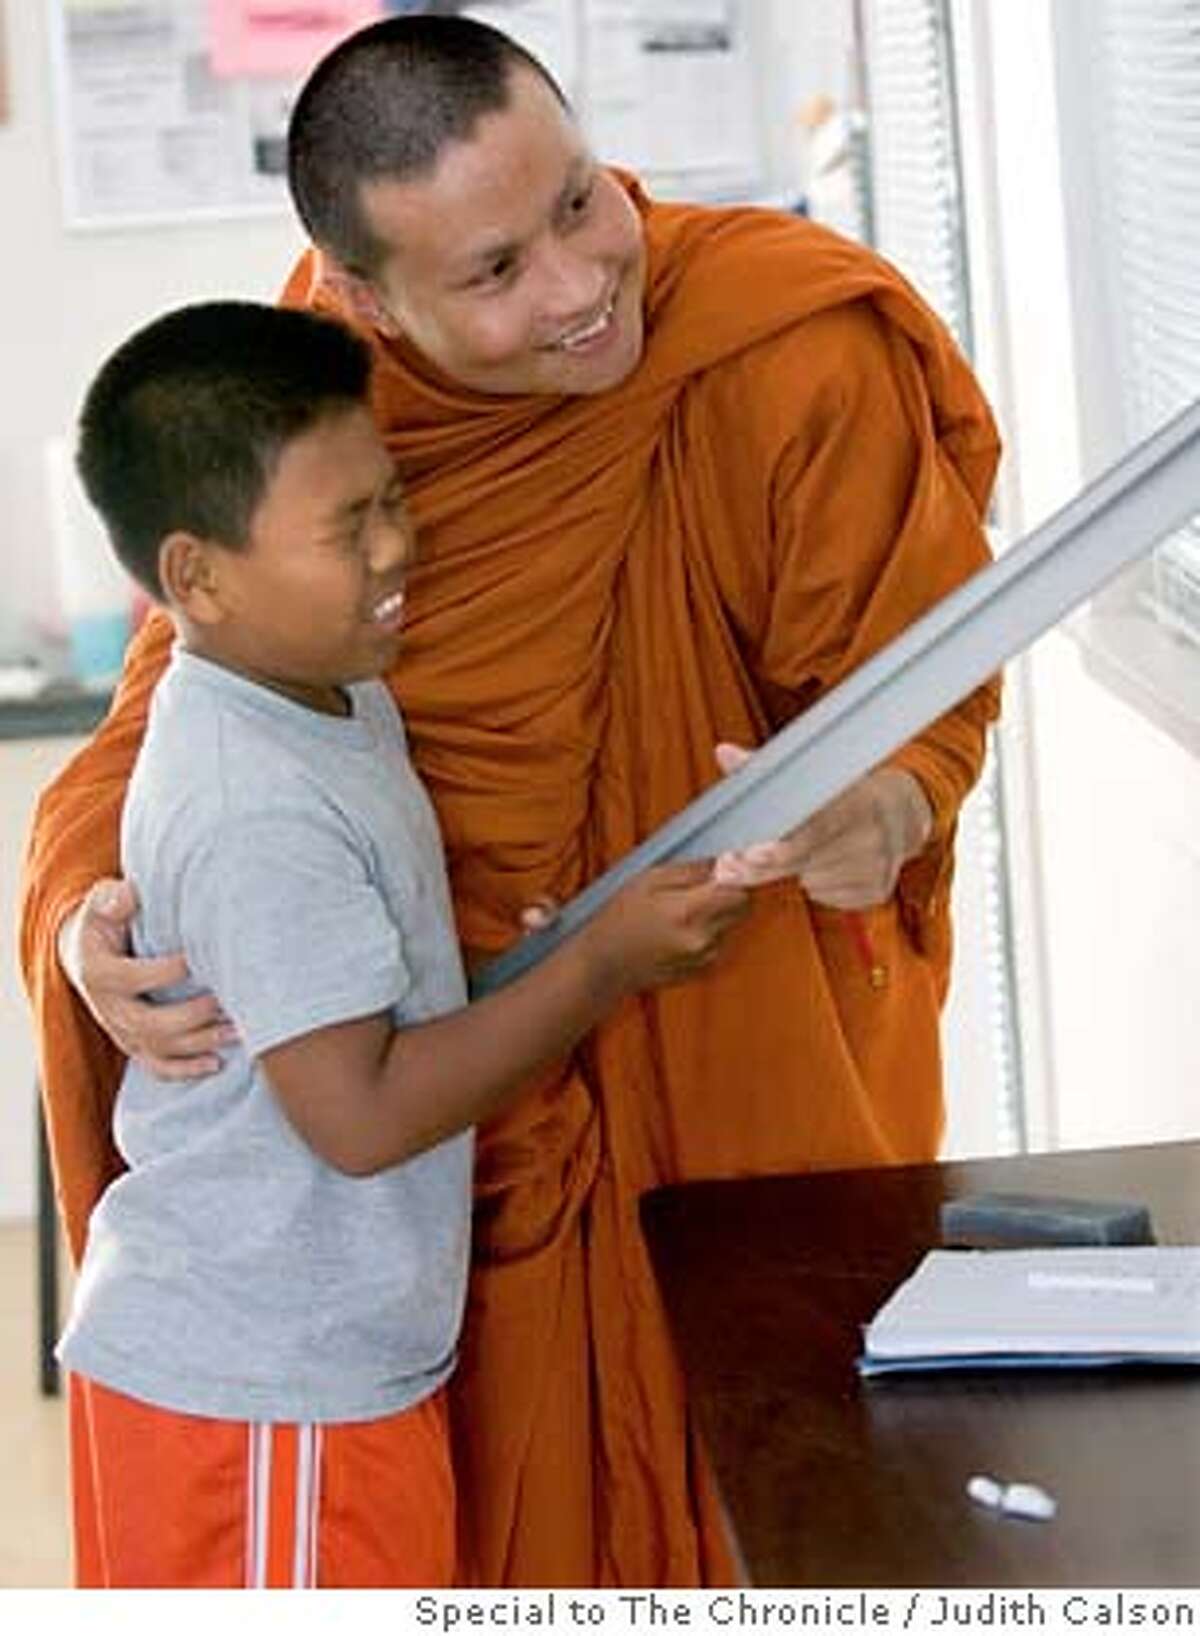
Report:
260,864,747,1176
18,610,174,1261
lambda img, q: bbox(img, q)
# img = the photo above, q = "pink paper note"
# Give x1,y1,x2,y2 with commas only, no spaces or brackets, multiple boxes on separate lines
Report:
207,1,384,80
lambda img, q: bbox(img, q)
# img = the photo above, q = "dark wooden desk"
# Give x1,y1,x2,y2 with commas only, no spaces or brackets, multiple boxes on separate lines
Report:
641,1141,1200,1587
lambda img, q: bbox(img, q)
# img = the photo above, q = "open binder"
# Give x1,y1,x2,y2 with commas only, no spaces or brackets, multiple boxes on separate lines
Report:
857,1246,1200,1376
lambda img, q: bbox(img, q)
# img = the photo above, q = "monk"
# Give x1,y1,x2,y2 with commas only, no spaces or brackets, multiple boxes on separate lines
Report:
21,14,1000,1588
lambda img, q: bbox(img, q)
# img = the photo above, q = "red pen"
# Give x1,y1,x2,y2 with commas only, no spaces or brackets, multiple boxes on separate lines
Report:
847,911,887,990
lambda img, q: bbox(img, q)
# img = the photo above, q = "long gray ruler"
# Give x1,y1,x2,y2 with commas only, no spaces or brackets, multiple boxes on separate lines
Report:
471,397,1200,998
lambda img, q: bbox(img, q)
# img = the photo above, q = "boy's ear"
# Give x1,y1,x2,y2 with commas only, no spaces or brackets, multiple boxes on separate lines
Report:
159,531,227,624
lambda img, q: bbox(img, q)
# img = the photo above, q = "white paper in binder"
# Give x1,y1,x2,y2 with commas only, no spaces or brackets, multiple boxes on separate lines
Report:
44,435,131,685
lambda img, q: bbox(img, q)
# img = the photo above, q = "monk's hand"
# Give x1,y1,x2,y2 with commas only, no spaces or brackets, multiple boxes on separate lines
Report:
710,743,932,910
58,878,235,1080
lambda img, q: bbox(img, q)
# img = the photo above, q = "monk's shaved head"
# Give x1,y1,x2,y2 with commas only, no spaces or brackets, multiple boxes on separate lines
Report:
287,14,567,278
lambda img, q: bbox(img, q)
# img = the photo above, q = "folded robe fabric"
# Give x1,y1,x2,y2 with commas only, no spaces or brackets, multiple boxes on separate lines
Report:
21,177,1000,1587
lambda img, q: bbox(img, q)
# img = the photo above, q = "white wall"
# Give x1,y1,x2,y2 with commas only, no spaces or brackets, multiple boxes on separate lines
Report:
1030,631,1200,1148
0,3,304,1221
972,0,1200,1154
0,2,306,630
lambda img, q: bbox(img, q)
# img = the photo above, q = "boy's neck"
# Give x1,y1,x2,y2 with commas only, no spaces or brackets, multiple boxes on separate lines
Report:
177,635,353,718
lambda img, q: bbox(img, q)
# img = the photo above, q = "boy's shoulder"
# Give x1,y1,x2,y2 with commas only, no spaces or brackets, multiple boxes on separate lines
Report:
132,653,401,837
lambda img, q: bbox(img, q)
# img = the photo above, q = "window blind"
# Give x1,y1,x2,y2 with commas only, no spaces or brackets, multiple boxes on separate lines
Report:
1095,0,1200,644
859,0,972,350
858,0,1025,1150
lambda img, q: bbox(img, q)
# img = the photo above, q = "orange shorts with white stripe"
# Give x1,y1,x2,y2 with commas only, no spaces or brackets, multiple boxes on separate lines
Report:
67,1372,455,1588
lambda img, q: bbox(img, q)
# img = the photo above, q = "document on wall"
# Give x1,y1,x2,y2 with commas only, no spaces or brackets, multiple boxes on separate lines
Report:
48,0,765,227
582,0,762,200
48,0,384,228
858,1246,1200,1377
462,2,580,97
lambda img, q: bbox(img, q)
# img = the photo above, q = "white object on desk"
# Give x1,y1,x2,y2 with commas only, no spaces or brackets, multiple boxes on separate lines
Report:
1001,1481,1058,1521
967,1474,1057,1522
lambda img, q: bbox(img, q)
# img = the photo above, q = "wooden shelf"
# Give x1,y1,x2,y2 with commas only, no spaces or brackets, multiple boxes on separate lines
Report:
0,689,111,742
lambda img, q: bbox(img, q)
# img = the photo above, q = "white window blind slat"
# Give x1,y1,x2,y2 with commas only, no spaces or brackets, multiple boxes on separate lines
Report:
861,0,969,348
858,0,1026,1152
1096,0,1200,642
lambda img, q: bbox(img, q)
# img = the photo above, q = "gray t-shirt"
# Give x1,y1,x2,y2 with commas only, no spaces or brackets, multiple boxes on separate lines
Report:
59,648,472,1424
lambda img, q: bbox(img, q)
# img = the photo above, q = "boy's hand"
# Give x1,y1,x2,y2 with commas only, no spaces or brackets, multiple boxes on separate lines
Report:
58,877,235,1079
584,862,750,995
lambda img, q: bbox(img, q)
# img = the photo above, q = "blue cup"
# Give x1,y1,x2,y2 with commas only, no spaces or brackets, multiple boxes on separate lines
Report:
69,610,130,689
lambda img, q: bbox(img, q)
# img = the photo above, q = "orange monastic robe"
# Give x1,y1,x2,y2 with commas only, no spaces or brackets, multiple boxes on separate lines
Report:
21,181,999,1587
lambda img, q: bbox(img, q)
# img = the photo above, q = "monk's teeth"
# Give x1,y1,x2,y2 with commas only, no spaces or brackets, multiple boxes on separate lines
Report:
553,297,615,350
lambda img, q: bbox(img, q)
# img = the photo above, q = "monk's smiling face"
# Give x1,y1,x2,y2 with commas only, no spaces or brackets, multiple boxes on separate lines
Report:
357,67,647,397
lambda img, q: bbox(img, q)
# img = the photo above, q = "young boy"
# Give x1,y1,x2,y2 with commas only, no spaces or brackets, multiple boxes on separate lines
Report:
58,301,748,1589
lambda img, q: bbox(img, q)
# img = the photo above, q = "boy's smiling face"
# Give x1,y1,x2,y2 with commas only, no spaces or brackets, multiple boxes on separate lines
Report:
169,404,414,714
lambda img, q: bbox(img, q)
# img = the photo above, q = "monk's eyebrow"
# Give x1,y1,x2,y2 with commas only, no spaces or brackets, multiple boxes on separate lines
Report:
462,232,521,272
554,156,594,212
331,494,372,522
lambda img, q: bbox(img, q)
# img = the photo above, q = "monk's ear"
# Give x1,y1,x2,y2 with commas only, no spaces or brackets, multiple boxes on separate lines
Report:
159,531,227,625
360,283,401,338
321,255,401,338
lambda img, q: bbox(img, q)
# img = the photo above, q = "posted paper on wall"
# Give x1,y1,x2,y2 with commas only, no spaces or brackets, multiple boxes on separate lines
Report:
49,0,384,226
49,0,767,228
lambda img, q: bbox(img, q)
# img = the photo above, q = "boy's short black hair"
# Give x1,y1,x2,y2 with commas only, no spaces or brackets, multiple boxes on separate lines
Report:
76,300,372,600
287,14,567,278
